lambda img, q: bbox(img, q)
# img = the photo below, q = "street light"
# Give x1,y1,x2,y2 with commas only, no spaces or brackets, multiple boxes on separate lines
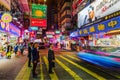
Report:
44,0,46,2
44,0,46,4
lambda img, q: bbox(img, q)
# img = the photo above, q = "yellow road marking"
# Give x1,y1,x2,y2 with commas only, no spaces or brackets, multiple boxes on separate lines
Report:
60,55,106,80
43,56,59,80
15,61,31,80
66,55,120,79
66,55,81,61
56,58,83,80
40,57,44,80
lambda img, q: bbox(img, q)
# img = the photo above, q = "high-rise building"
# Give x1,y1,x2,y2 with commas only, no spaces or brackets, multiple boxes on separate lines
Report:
57,0,72,34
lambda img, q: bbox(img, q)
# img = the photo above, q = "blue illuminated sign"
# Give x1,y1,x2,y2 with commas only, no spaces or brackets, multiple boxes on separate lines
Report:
0,22,20,36
70,16,120,38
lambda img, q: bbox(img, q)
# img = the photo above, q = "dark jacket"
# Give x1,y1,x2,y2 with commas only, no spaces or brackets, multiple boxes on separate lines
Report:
28,46,32,58
48,49,55,61
32,48,39,62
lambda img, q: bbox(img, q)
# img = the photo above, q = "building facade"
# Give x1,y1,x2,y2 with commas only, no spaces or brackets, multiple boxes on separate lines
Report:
57,0,72,34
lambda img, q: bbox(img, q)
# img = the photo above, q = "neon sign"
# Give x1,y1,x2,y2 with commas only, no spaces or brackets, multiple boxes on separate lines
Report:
1,13,12,23
31,18,47,27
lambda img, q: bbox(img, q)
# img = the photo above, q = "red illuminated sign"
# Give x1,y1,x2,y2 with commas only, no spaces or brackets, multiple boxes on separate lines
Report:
31,18,47,28
46,31,55,35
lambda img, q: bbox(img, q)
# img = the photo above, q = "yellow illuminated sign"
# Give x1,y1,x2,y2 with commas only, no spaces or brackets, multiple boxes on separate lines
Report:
98,24,105,30
89,26,95,32
79,30,82,34
1,13,12,23
108,21,117,28
83,29,88,34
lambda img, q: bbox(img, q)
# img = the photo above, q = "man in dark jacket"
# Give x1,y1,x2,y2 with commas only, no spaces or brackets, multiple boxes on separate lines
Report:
48,44,55,73
28,42,33,67
31,43,39,78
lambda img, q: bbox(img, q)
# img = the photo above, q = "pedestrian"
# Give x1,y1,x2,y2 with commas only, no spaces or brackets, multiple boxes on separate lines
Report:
28,42,33,67
48,44,55,74
6,45,12,59
14,44,18,57
31,43,39,78
20,43,24,56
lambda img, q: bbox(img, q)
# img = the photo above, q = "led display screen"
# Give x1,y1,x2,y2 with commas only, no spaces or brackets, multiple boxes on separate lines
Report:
78,0,120,28
32,4,47,19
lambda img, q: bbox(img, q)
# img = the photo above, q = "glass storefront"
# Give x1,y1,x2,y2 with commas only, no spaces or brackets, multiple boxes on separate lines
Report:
90,31,120,53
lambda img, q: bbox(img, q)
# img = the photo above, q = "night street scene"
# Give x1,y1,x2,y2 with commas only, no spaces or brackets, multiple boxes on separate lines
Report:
0,0,120,80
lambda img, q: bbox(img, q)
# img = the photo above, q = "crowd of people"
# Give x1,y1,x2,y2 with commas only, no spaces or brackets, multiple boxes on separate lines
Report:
3,43,26,59
27,42,55,78
1,42,55,78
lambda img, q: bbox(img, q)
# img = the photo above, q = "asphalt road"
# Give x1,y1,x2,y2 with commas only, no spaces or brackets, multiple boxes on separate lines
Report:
0,49,120,80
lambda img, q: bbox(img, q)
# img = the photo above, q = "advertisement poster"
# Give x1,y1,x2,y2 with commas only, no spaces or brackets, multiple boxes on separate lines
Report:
32,4,47,19
78,0,120,28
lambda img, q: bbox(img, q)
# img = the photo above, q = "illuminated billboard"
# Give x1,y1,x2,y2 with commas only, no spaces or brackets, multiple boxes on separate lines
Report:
32,4,47,19
55,30,60,34
31,18,47,28
47,35,53,38
29,27,38,31
78,0,120,28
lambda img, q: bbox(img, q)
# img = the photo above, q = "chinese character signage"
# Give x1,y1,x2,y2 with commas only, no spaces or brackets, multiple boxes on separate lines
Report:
0,22,20,36
31,18,47,28
32,4,47,19
70,16,120,38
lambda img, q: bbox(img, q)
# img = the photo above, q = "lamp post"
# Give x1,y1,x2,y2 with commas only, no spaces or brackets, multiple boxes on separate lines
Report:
44,0,46,4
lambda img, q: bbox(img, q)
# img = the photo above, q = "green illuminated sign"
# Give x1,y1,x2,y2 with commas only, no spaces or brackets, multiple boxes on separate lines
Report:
55,30,60,34
32,4,47,19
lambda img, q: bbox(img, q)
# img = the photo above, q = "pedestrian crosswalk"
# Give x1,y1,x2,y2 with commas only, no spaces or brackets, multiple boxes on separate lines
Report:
60,55,106,80
43,56,59,80
15,61,31,80
15,53,120,80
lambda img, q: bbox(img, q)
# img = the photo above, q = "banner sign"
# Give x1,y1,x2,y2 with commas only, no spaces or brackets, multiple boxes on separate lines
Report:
31,18,47,28
9,23,21,36
78,0,120,28
0,22,20,36
70,16,120,38
32,4,47,19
